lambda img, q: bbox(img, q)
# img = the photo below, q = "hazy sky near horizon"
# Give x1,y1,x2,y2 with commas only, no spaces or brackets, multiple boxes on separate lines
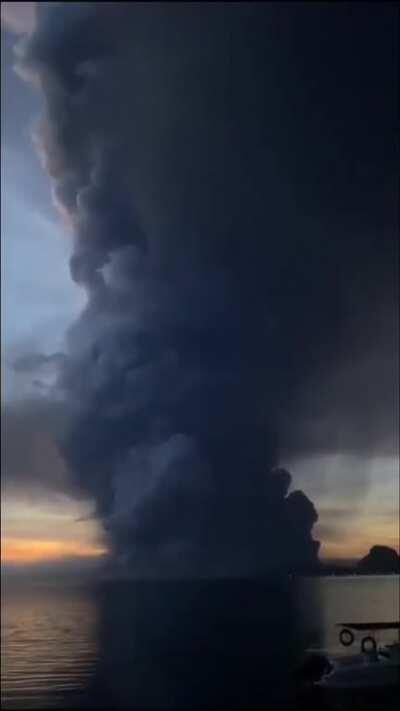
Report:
1,2,398,569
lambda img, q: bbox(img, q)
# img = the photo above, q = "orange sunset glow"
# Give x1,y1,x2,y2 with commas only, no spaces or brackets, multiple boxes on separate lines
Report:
1,538,108,564
318,520,400,561
322,538,400,562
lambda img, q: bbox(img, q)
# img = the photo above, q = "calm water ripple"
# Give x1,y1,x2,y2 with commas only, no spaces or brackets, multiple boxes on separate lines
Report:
1,585,99,709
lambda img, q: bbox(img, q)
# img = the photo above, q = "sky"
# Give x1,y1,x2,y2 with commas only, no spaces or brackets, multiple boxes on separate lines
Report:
1,2,398,572
1,3,104,567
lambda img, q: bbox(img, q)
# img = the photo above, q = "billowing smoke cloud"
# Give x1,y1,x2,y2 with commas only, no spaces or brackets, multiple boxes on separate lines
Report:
15,3,397,574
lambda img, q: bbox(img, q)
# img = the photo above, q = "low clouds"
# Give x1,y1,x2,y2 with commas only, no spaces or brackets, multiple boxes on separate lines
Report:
280,349,399,460
12,351,66,373
2,396,74,501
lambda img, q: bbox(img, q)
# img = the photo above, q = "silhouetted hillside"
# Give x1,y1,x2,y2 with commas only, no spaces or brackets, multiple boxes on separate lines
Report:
356,546,399,575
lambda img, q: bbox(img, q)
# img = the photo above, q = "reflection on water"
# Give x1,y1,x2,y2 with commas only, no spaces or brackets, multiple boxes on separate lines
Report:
1,584,99,709
94,578,300,708
1,575,399,709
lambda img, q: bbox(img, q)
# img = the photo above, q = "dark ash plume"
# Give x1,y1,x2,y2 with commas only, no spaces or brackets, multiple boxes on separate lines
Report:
16,3,397,575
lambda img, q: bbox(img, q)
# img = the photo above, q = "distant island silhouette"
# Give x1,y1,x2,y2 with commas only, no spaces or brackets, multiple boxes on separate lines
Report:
356,545,400,575
322,545,399,576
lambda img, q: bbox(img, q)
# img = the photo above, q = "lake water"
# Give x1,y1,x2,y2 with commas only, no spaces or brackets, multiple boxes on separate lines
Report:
1,575,399,709
1,584,99,709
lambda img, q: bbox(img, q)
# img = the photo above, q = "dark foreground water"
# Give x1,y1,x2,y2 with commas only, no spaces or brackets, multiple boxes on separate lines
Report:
1,575,399,709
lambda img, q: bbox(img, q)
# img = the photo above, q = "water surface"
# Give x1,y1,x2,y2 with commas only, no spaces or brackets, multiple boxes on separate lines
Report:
1,584,98,709
2,575,399,709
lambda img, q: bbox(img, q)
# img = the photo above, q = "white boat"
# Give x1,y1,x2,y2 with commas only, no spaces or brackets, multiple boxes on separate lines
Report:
316,642,400,691
315,622,400,696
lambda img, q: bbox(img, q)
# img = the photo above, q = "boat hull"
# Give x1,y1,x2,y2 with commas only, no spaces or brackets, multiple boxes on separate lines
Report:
318,662,400,690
